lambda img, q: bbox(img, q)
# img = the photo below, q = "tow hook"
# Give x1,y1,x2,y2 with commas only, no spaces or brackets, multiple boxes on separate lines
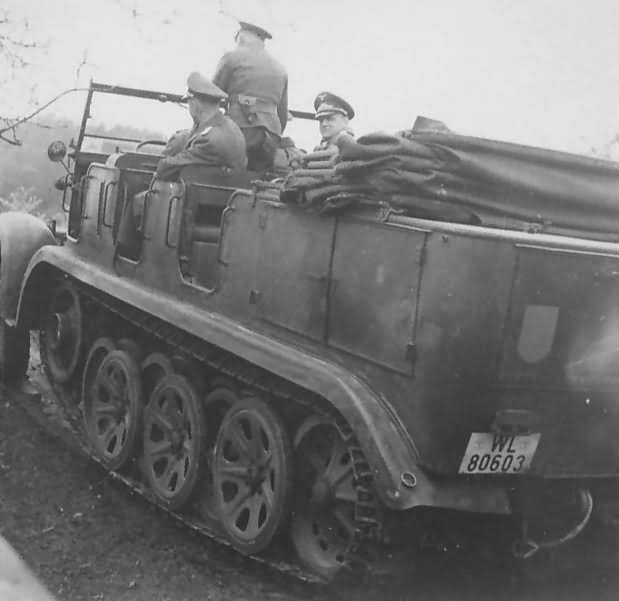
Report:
511,488,593,560
512,536,539,560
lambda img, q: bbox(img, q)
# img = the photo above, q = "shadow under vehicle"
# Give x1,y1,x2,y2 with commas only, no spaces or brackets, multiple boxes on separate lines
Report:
2,80,619,581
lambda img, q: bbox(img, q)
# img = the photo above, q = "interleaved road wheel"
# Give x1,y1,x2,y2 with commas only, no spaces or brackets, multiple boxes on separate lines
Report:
142,373,207,510
84,349,142,470
213,397,293,555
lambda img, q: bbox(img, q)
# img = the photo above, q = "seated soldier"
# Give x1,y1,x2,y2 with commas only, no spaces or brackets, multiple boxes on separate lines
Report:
116,72,247,258
156,71,248,180
313,91,355,152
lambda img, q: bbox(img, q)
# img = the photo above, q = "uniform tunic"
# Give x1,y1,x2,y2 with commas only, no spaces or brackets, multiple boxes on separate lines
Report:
213,45,288,136
155,112,247,180
162,129,190,157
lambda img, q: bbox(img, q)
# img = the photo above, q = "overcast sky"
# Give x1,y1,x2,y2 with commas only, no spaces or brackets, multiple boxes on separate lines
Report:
2,0,619,156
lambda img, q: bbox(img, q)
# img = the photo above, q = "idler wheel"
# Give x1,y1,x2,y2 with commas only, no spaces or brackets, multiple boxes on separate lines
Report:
142,374,206,510
84,349,142,470
213,397,292,554
290,416,361,580
0,321,29,385
197,386,240,521
40,282,83,384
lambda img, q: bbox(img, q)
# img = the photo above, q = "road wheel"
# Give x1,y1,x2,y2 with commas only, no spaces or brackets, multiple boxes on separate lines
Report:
142,374,207,510
81,337,116,408
116,338,144,365
290,416,366,580
141,352,174,406
213,397,293,554
40,281,83,384
83,349,142,470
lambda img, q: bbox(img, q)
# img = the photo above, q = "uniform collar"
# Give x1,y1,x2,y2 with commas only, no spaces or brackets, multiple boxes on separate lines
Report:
320,126,355,146
185,112,225,144
193,111,225,133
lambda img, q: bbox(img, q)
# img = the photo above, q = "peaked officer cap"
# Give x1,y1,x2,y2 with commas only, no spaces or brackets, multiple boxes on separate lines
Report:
238,20,272,40
314,91,355,120
181,72,228,102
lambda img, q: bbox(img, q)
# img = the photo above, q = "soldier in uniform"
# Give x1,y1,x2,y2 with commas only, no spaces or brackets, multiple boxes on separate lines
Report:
313,91,355,151
117,72,247,257
156,71,247,180
213,21,288,171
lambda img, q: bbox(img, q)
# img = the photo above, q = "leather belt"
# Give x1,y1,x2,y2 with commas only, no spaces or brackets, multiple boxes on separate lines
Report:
230,94,275,109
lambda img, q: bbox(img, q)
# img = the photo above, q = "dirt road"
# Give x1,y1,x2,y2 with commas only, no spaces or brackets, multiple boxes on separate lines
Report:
2,383,619,601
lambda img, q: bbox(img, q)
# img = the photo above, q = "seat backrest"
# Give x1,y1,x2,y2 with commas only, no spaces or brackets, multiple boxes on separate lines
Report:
106,152,160,239
179,165,256,189
177,166,261,282
106,152,160,172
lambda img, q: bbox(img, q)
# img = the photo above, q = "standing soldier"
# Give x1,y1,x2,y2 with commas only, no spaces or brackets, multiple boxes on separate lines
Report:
313,91,355,151
213,21,288,171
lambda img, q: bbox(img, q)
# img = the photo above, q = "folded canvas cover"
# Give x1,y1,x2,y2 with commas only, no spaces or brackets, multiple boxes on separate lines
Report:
335,119,619,241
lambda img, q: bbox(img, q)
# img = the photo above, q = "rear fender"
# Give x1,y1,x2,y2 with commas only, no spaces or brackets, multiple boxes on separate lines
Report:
0,213,56,324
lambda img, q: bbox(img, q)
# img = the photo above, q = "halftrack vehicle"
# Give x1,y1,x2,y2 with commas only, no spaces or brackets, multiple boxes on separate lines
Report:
2,81,619,580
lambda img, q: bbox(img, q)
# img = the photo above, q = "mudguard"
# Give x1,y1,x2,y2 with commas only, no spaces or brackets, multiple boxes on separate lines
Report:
17,246,510,514
0,213,56,323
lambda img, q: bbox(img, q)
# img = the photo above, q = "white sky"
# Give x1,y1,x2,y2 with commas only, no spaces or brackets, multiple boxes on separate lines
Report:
2,0,619,156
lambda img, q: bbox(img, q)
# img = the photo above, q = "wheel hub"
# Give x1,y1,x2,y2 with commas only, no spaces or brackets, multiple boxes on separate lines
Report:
109,403,125,421
42,283,84,385
213,397,293,554
142,373,206,510
310,478,333,509
246,460,267,491
170,429,184,453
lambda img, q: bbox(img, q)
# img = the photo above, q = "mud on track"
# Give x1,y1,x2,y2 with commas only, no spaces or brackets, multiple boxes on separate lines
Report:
2,362,619,600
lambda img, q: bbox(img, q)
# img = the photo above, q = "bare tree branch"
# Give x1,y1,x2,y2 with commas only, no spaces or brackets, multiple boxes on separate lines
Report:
75,50,89,84
0,132,21,146
0,88,88,144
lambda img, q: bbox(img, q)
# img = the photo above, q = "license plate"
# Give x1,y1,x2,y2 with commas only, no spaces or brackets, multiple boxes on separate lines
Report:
458,432,541,474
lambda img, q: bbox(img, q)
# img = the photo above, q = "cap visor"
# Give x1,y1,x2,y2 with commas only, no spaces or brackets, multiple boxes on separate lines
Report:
315,109,346,119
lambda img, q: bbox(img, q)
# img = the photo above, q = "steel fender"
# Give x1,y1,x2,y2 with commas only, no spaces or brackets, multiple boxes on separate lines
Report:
0,213,56,323
18,248,511,514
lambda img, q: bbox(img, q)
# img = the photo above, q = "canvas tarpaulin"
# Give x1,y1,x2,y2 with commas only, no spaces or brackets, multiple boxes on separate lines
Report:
333,129,619,240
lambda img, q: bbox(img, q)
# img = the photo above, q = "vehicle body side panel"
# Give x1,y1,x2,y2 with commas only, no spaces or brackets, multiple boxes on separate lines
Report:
410,232,516,473
18,246,424,511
